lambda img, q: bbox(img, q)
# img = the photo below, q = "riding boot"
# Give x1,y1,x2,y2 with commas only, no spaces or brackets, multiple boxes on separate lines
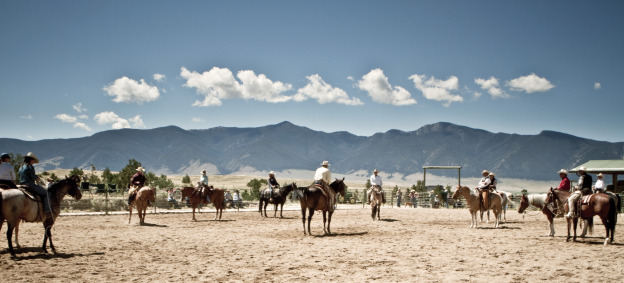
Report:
366,193,370,204
565,198,575,218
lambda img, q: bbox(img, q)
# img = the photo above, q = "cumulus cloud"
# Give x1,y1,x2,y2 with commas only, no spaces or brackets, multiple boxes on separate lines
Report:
409,74,463,106
594,82,601,90
153,73,166,82
181,67,293,106
293,74,362,105
474,76,509,99
94,111,145,129
73,102,87,113
54,113,91,131
357,69,416,106
507,73,554,93
103,76,160,104
192,117,204,122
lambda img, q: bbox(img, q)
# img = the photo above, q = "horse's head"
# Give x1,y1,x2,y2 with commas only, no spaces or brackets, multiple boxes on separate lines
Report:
50,175,83,200
452,185,462,199
148,187,156,202
330,178,346,197
517,194,529,213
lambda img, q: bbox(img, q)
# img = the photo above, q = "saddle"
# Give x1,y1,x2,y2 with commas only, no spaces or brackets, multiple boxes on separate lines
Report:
16,185,39,201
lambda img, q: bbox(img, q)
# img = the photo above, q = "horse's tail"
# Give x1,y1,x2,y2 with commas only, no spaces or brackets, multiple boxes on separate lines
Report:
608,196,618,231
587,214,594,234
616,194,621,214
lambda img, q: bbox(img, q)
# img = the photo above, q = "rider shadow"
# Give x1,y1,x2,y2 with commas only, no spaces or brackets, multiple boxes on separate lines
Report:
3,248,105,260
194,219,236,223
313,231,369,238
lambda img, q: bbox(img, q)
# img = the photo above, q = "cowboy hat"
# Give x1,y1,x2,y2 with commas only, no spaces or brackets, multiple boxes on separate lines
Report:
488,172,495,177
136,167,145,172
269,171,275,175
558,169,568,175
0,153,10,160
373,169,378,173
25,152,39,163
598,173,603,178
321,161,330,166
578,166,587,172
201,170,206,174
481,170,489,174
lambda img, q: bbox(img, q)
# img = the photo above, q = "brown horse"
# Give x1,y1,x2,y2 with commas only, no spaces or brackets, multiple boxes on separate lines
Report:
180,185,225,221
259,183,297,218
546,188,617,244
452,185,480,228
0,175,82,257
298,178,346,235
0,186,21,249
370,186,383,221
518,193,557,236
128,187,155,225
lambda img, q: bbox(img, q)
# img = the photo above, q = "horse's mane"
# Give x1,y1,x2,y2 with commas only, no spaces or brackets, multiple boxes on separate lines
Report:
48,175,78,194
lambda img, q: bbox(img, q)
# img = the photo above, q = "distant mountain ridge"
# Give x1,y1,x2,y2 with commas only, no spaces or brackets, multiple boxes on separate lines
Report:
1,121,622,180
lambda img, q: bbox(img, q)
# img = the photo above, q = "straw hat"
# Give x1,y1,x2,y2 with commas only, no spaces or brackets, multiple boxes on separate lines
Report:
321,161,330,166
25,152,39,163
481,170,489,175
488,172,496,177
558,169,568,175
373,169,378,173
578,166,587,172
136,167,145,172
269,171,275,175
598,173,603,178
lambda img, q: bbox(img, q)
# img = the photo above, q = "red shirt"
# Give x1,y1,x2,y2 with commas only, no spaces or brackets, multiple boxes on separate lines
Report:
557,176,570,191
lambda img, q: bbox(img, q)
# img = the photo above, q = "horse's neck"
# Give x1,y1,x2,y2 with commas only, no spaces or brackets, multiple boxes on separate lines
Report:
529,194,546,209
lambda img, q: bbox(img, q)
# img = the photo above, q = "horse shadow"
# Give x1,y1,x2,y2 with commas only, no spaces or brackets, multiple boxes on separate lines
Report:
478,226,520,230
379,219,399,222
193,219,236,223
312,231,369,238
1,247,105,260
138,223,168,227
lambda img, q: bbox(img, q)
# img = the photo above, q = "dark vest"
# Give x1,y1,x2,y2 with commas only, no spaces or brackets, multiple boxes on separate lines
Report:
580,174,593,195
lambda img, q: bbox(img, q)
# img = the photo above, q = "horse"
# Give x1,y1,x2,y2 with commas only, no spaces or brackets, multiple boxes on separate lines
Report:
0,186,21,249
518,193,557,236
128,186,155,225
453,185,502,228
180,185,225,221
479,190,509,224
297,178,346,235
258,182,296,218
0,175,82,257
370,186,383,220
546,188,617,245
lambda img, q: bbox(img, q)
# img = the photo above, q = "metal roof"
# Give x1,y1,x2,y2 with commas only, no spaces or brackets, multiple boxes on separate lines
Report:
569,160,624,174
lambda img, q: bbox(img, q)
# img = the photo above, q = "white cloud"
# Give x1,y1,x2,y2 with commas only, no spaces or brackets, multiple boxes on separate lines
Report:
153,73,166,82
103,76,160,104
594,82,601,90
293,74,363,105
474,76,509,99
181,67,293,106
409,74,463,107
357,69,416,106
192,117,204,122
94,111,145,129
21,114,33,119
507,73,554,93
73,102,87,113
54,113,91,131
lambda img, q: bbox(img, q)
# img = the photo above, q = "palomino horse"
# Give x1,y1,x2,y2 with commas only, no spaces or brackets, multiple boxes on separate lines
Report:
180,185,225,221
259,183,296,218
128,187,155,225
370,186,383,221
453,185,502,228
298,178,346,235
546,188,617,245
0,175,82,257
481,191,512,224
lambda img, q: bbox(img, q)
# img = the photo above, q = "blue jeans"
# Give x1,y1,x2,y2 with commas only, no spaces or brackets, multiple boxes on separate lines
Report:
23,182,52,214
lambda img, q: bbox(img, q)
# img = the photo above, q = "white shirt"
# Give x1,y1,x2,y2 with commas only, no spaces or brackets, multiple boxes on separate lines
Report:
477,177,491,189
314,166,331,184
370,174,382,187
0,162,16,181
595,179,605,190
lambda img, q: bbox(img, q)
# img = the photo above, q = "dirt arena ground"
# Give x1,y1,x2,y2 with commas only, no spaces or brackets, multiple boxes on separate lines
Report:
1,205,623,282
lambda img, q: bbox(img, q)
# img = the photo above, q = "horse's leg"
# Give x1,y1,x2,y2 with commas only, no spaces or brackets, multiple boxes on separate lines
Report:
371,204,376,220
192,207,196,221
547,214,555,237
259,198,263,216
14,220,20,248
327,211,333,235
301,206,307,235
565,218,571,242
279,202,284,218
377,205,381,220
307,208,314,235
6,222,16,257
322,211,327,234
601,215,610,245
572,218,578,242
128,204,133,224
219,208,223,220
273,203,278,218
46,225,55,253
580,219,588,237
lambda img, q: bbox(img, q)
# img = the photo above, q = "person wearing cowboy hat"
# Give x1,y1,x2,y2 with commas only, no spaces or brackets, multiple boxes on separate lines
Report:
314,161,335,211
267,171,280,202
565,166,593,219
475,170,492,214
367,169,386,204
128,166,147,205
18,152,53,219
0,153,17,188
593,173,605,194
555,169,570,191
198,169,210,202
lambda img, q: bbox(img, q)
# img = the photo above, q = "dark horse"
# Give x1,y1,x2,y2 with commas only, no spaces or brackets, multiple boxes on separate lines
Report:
0,175,82,257
259,182,296,218
546,188,617,245
296,178,346,235
180,185,225,221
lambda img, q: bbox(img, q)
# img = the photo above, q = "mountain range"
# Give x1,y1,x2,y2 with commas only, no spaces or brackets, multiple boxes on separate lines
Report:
1,121,622,181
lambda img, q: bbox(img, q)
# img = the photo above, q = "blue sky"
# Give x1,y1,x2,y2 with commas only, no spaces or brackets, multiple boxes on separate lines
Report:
1,1,623,142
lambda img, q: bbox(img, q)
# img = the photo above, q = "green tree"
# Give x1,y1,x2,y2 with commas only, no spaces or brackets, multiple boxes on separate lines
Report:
115,159,142,189
69,167,85,178
88,164,101,183
151,174,174,189
365,179,371,190
182,174,191,185
246,178,267,200
49,173,60,182
101,167,116,184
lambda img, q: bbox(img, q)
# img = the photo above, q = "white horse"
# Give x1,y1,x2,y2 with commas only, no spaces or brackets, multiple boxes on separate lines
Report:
498,191,513,223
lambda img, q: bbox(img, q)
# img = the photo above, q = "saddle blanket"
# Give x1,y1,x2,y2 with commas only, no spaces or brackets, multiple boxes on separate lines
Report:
16,186,38,201
581,194,593,205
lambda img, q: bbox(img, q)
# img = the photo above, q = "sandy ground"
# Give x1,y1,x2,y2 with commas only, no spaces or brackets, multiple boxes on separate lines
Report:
1,205,623,282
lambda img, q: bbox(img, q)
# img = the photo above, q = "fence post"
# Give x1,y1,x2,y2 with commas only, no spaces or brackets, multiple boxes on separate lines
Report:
105,183,109,215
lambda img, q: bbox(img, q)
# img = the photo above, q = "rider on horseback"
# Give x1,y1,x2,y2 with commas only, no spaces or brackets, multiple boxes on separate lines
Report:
367,169,386,204
267,171,280,202
556,169,571,191
128,167,146,205
565,166,592,218
18,152,53,220
593,173,605,194
198,169,210,202
314,161,335,211
0,153,17,188
476,170,492,210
